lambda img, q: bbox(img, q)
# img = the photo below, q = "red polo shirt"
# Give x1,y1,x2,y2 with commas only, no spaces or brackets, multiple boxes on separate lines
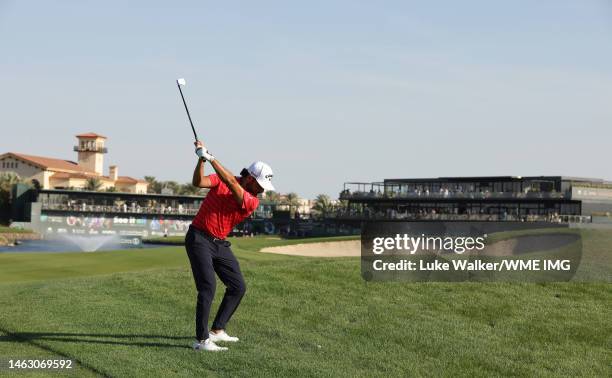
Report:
191,174,259,239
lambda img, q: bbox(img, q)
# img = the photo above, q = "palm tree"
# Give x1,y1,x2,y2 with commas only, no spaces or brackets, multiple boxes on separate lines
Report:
0,171,22,191
144,176,162,194
264,191,281,203
0,172,23,206
162,181,180,195
284,192,301,217
0,172,24,222
85,177,102,191
179,183,202,196
312,194,332,217
31,179,42,191
334,199,348,212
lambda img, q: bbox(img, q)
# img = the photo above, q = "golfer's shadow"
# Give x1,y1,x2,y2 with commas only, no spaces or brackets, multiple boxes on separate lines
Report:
0,331,192,349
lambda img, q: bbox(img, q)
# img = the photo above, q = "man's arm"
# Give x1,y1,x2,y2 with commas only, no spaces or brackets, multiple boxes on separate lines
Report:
191,141,214,188
192,158,215,188
193,141,245,205
210,159,245,205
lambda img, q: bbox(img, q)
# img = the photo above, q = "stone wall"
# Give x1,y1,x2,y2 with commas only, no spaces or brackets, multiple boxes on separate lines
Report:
0,232,42,246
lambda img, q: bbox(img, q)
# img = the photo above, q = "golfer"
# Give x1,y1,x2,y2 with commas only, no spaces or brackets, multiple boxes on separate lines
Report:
185,140,274,352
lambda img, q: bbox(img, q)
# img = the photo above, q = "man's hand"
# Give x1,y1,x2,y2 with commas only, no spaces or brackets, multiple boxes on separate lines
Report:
191,141,244,204
194,140,215,162
192,141,215,188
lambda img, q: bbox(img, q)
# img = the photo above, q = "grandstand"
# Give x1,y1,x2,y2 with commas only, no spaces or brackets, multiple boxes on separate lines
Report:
11,187,344,238
337,176,612,223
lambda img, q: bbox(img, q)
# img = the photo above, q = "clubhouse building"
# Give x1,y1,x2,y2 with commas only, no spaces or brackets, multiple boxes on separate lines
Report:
0,133,148,193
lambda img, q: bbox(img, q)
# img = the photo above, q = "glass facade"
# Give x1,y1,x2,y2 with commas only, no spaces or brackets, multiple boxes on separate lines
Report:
337,176,592,222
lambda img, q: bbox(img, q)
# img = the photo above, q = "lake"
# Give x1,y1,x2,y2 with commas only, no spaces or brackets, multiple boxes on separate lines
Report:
0,238,164,253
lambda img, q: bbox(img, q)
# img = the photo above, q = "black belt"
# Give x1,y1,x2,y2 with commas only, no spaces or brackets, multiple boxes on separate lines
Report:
190,225,231,247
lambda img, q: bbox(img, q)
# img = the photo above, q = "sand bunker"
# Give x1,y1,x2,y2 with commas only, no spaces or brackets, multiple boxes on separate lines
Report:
260,240,360,257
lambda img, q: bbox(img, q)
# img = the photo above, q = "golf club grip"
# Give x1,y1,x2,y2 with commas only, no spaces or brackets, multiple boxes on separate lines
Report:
177,83,199,141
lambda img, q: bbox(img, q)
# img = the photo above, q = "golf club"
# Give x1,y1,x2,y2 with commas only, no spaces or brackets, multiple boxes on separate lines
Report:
176,78,199,141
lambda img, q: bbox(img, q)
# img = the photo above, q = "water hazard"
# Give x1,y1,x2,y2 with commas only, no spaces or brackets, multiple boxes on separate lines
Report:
0,236,163,253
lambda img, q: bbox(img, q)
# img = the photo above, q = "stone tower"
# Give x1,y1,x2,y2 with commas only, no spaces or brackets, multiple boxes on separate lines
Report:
74,133,107,175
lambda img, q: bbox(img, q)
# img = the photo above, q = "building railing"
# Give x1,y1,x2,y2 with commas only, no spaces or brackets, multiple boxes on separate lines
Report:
73,146,108,153
41,203,199,216
339,190,569,201
328,211,591,223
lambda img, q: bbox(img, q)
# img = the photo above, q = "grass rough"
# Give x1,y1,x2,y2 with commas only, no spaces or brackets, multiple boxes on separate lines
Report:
0,232,610,377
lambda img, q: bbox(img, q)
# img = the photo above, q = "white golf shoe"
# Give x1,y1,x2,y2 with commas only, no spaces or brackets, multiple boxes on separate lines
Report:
208,330,239,343
192,338,228,352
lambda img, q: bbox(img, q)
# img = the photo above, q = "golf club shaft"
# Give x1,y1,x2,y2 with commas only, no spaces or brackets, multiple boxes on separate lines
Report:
177,82,199,141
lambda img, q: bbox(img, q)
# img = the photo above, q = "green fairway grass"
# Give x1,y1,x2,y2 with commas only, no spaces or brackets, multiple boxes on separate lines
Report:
0,232,610,377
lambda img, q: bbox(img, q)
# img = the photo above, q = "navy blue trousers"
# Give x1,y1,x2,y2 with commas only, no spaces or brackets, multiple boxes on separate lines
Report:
185,226,246,341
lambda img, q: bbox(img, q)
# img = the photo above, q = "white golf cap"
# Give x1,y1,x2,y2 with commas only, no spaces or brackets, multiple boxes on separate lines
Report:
247,161,275,191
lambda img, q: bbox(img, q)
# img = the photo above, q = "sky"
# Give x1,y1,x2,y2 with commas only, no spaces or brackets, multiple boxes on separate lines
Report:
1,0,611,199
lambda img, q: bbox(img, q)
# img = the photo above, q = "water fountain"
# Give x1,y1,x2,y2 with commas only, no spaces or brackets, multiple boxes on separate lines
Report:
56,234,122,252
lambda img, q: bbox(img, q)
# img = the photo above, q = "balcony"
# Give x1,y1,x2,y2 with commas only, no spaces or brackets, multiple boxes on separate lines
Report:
41,203,198,216
327,211,591,223
74,146,108,153
340,183,569,201
340,191,569,201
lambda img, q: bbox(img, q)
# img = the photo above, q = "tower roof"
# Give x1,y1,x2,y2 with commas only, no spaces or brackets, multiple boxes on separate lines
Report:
76,132,107,139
